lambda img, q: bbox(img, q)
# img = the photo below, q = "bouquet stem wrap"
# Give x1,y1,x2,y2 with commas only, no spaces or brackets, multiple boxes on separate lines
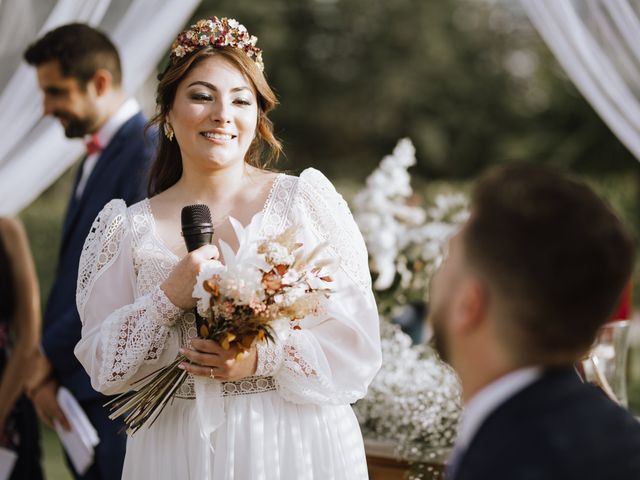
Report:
193,376,224,451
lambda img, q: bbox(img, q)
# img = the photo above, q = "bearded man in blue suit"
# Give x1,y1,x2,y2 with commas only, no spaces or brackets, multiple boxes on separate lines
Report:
430,165,640,480
23,23,156,480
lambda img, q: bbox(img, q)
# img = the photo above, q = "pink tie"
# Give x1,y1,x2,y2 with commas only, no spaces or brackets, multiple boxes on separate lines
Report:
85,134,102,156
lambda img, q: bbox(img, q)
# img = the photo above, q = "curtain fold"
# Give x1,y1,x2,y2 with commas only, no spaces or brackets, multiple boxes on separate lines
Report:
521,0,640,162
0,0,200,215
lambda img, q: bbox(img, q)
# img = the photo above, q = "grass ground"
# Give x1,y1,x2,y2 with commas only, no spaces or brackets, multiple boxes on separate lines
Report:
42,424,72,480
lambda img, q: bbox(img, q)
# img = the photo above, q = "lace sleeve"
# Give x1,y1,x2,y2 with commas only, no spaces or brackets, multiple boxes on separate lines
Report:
74,199,183,395
297,168,372,293
258,168,382,405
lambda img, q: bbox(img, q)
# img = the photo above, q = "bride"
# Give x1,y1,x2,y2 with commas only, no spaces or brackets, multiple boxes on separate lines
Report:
74,16,381,480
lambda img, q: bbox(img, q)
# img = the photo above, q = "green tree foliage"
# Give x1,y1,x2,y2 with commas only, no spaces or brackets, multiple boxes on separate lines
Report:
193,0,637,181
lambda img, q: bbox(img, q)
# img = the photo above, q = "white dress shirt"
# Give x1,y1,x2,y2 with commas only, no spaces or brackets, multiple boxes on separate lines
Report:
454,367,542,454
75,98,140,199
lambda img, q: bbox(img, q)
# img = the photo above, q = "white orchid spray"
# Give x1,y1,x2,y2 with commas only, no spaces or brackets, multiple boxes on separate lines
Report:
353,138,468,315
352,139,467,464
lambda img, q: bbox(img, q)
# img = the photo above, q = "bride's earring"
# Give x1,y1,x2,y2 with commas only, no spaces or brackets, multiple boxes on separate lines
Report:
164,121,174,141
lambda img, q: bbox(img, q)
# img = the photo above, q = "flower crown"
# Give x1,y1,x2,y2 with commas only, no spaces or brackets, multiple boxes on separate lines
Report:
170,16,264,71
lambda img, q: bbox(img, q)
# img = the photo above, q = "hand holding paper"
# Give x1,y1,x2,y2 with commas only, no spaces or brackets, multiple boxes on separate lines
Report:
53,387,99,475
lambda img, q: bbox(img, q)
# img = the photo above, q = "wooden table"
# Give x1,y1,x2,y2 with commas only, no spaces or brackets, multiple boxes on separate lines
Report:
365,439,449,480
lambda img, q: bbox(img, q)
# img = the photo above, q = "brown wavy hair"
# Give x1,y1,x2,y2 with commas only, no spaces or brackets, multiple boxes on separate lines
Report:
464,165,634,365
147,45,282,196
24,23,122,89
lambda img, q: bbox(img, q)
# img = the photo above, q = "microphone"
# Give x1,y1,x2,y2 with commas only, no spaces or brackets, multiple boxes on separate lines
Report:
181,204,214,334
181,204,214,252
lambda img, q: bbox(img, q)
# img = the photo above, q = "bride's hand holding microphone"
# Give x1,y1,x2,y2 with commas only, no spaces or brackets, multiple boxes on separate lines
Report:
161,203,219,309
160,244,220,309
161,203,258,381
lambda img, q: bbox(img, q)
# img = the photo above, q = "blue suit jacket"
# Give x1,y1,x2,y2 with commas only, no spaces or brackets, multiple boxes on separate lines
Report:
453,368,640,480
42,111,156,403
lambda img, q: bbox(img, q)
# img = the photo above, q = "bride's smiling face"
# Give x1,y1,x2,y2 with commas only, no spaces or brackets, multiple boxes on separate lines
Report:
168,55,258,171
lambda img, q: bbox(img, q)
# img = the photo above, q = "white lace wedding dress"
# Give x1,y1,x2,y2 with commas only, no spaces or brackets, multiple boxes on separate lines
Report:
74,168,381,480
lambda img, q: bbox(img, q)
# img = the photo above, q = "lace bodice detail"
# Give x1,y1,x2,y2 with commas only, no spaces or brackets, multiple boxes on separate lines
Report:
75,169,381,405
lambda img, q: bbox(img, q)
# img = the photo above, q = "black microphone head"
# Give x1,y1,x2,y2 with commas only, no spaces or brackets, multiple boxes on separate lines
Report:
181,204,212,228
181,204,214,252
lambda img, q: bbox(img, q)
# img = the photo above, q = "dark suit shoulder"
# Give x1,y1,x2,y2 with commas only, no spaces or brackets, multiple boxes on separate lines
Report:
456,369,640,480
103,111,157,203
110,112,156,156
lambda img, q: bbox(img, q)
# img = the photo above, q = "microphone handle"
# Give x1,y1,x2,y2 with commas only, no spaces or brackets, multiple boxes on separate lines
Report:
182,224,214,252
183,232,213,252
182,228,214,337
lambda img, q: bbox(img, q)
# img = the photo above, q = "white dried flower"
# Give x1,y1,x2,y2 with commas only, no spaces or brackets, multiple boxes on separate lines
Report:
193,260,225,317
263,242,295,266
218,264,265,306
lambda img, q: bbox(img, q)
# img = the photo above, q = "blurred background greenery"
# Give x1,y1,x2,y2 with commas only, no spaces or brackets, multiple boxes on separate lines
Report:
17,0,640,477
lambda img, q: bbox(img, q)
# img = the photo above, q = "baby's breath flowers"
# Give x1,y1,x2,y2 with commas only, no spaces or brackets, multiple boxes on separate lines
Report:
353,321,462,460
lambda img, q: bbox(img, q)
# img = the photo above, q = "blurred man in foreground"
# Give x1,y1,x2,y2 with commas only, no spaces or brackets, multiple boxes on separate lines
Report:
430,165,640,480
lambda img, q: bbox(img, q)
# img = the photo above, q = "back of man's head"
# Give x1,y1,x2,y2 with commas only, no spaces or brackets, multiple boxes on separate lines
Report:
24,23,121,88
464,164,634,365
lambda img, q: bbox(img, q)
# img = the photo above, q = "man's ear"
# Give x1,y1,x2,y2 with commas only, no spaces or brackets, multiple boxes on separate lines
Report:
91,69,113,96
451,278,488,334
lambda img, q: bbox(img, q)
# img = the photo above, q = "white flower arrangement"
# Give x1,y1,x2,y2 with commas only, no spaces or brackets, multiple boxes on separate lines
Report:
351,138,466,464
353,138,468,315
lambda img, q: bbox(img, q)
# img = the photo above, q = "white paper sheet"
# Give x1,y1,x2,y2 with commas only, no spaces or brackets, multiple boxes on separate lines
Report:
0,447,17,480
53,387,100,475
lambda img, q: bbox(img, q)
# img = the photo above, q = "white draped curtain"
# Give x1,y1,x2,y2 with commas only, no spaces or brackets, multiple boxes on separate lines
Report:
521,0,640,162
0,0,201,215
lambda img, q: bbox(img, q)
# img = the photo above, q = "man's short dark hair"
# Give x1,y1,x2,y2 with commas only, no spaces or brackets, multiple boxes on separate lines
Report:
24,23,122,88
464,164,635,364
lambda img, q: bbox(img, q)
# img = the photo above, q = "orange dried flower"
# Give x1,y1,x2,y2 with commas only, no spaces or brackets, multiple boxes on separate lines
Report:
262,271,282,293
204,279,219,297
221,332,237,350
239,335,255,349
199,324,209,338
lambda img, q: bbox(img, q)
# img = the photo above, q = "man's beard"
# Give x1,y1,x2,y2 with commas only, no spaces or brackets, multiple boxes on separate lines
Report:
55,113,94,138
428,306,450,364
